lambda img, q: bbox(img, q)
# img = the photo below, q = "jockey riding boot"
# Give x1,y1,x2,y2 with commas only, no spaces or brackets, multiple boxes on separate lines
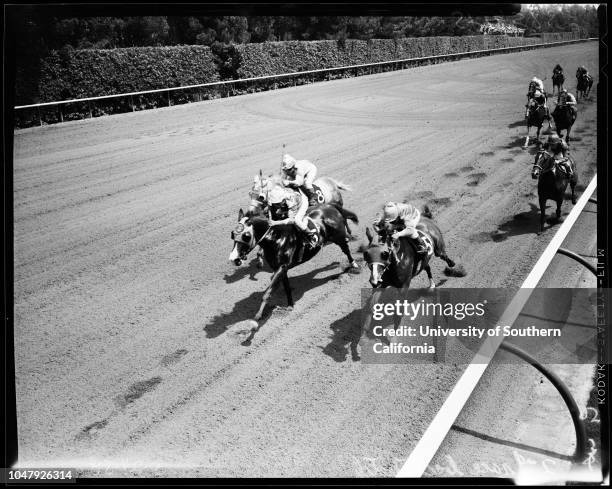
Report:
413,235,429,255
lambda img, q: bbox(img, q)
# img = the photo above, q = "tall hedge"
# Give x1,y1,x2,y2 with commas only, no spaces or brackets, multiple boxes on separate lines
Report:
38,45,219,102
234,35,542,78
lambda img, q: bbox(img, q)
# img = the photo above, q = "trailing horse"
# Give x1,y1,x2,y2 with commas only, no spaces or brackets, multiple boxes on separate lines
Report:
551,104,577,144
552,70,565,97
532,150,578,233
576,73,593,100
523,102,550,148
229,205,359,322
362,207,457,289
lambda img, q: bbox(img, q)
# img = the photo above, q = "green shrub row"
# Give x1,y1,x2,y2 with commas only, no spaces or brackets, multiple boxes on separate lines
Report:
234,35,543,78
18,33,580,128
38,45,219,102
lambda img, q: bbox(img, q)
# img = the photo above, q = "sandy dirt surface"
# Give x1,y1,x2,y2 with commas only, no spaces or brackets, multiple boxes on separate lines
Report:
13,42,598,477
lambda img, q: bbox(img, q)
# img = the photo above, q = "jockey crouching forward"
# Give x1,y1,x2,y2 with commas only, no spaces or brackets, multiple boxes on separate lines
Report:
268,186,319,248
542,134,576,184
527,77,550,119
373,202,428,255
554,89,577,118
576,65,588,79
281,154,318,206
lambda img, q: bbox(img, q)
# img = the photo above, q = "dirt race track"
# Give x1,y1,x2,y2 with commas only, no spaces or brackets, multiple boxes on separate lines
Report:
13,42,598,477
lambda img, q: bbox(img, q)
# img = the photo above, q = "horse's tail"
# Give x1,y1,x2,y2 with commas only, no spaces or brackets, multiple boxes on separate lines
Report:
326,177,352,192
421,204,433,219
333,204,359,224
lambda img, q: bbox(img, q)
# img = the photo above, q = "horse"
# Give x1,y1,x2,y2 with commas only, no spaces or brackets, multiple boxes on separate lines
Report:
576,73,593,100
523,102,550,148
551,104,577,144
552,67,565,97
247,172,351,216
229,205,359,322
532,150,578,233
362,207,456,289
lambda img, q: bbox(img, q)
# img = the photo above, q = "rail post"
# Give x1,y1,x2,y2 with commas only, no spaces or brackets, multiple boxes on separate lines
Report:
499,342,587,462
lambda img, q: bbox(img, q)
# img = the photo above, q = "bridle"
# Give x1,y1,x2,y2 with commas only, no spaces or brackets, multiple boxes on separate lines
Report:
532,151,558,178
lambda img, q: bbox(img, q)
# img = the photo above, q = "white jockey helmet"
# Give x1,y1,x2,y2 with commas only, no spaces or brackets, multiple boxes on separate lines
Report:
548,134,561,144
531,77,538,82
383,202,399,222
282,154,297,170
269,186,288,205
561,88,568,94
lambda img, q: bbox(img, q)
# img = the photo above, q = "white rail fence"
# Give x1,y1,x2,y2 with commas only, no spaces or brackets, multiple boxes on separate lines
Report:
396,174,598,478
14,37,596,126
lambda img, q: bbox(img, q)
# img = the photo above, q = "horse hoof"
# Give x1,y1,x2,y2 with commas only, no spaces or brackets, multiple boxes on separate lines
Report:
247,319,259,331
350,261,359,269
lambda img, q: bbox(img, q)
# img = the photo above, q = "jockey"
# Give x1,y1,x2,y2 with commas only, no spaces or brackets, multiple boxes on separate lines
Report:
281,154,318,206
553,64,564,76
527,76,547,111
372,201,428,255
554,88,577,118
542,134,575,183
268,185,319,248
576,65,588,79
530,76,545,94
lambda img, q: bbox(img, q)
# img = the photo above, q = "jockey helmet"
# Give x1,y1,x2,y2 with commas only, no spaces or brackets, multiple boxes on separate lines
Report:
282,154,297,170
561,88,568,94
547,134,561,146
268,186,289,205
531,76,538,82
383,202,399,222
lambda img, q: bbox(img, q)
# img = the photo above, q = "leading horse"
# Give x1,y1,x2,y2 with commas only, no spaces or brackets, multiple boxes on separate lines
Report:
247,172,351,217
229,205,359,322
532,150,578,233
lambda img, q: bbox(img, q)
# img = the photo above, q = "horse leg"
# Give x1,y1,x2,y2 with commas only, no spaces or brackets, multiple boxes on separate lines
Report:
556,199,563,223
438,253,455,268
256,248,264,269
523,125,530,148
254,265,286,321
281,268,294,307
338,238,359,269
539,196,546,233
425,264,435,289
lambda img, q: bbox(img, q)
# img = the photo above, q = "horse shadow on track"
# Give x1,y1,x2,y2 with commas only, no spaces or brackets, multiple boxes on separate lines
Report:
320,279,449,363
204,263,345,339
508,120,526,129
469,203,548,243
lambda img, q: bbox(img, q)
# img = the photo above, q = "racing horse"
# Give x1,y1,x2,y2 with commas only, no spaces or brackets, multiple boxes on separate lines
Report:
247,172,351,217
532,150,578,233
576,72,593,100
246,171,354,269
229,204,359,322
523,101,550,148
552,66,565,97
551,103,577,145
525,80,547,118
362,207,456,289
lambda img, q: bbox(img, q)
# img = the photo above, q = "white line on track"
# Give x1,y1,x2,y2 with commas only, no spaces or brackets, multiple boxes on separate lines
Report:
396,174,598,478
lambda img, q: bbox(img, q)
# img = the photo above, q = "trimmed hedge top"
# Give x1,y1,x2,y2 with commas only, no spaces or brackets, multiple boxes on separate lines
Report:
39,45,219,103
